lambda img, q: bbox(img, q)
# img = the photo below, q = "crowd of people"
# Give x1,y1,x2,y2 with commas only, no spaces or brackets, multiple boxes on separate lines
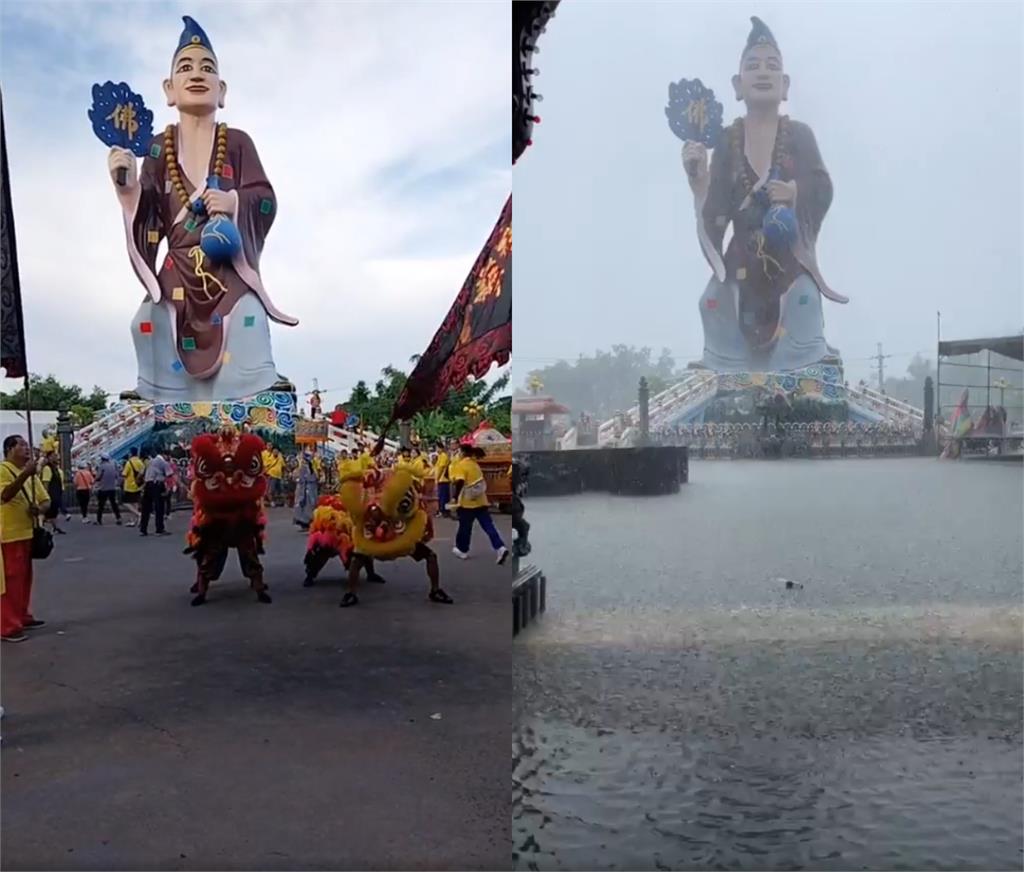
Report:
654,420,922,458
0,429,509,643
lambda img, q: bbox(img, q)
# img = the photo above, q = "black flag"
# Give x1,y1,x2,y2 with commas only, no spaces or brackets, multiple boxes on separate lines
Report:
382,196,511,437
1,95,27,379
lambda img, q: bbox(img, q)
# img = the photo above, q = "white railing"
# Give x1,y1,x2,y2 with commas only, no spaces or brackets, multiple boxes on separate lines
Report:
596,371,717,446
325,422,399,456
71,402,155,466
648,373,719,430
847,385,924,426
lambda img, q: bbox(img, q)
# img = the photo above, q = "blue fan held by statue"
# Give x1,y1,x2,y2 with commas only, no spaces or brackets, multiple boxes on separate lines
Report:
89,81,154,186
665,78,724,179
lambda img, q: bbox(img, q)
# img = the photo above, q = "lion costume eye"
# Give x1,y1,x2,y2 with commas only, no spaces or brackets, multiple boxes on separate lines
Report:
397,490,416,517
248,454,262,475
196,457,210,477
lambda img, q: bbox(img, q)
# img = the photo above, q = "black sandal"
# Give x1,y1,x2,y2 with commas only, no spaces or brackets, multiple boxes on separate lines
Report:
339,592,360,608
428,588,454,605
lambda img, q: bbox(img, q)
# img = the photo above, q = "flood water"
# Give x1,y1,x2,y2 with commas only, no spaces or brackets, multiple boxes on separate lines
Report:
513,459,1023,871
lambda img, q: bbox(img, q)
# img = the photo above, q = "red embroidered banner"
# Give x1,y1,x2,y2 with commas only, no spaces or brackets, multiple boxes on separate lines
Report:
385,196,512,428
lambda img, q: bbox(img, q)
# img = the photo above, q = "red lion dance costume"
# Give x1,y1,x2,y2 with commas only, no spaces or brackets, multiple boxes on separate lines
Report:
185,428,272,606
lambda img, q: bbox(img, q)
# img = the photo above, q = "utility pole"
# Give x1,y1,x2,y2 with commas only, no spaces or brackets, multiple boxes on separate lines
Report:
873,343,893,393
638,377,650,445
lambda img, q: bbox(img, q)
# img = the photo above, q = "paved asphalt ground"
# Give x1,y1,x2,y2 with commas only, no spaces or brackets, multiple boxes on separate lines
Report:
1,507,512,871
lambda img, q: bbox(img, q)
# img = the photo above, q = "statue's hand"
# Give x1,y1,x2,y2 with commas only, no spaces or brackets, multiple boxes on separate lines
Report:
681,141,709,195
107,146,138,190
766,179,797,205
201,188,238,216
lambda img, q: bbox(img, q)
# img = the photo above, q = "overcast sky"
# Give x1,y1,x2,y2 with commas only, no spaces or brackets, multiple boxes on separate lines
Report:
513,1,1023,387
1,0,508,405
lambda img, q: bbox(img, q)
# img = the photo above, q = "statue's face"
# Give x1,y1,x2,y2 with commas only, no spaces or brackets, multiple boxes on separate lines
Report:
164,45,226,115
733,43,789,106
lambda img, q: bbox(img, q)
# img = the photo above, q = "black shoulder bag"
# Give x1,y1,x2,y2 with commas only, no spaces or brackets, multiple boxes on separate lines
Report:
4,463,55,560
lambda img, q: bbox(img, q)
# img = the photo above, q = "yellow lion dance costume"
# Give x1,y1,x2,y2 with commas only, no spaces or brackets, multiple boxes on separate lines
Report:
302,459,453,608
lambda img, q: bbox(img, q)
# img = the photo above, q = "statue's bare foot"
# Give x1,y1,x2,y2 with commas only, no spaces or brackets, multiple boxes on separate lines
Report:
119,389,142,401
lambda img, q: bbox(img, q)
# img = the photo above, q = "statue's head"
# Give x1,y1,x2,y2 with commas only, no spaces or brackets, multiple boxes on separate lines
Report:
163,16,226,116
732,16,789,106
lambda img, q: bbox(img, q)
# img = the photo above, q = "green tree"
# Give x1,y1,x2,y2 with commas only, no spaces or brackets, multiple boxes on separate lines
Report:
70,404,97,428
343,365,511,442
0,373,109,416
520,346,678,419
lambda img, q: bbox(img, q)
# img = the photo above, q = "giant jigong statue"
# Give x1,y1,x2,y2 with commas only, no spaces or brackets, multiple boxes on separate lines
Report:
680,17,847,373
108,16,298,402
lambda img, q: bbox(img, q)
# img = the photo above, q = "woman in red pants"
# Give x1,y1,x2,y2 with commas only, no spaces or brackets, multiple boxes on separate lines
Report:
1,435,51,643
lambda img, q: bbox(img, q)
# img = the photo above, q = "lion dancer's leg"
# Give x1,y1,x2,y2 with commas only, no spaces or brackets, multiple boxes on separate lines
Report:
303,546,336,587
364,556,387,585
191,547,228,607
339,552,366,608
416,543,452,605
238,538,272,604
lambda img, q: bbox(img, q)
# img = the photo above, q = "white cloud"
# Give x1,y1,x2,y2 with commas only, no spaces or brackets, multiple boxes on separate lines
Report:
1,0,510,406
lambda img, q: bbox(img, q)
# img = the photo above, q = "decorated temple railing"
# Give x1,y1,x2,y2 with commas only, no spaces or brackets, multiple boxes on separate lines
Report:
70,392,302,466
655,422,922,458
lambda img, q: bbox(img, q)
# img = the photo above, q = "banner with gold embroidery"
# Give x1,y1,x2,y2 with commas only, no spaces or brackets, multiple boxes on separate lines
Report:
386,195,511,426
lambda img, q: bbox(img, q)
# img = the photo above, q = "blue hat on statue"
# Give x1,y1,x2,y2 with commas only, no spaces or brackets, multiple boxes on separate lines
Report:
174,15,216,62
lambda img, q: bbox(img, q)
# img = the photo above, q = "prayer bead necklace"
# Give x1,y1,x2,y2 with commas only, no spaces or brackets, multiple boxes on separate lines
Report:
164,122,228,213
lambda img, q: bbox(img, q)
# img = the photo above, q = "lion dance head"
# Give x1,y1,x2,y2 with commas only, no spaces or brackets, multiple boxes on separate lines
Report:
339,464,432,560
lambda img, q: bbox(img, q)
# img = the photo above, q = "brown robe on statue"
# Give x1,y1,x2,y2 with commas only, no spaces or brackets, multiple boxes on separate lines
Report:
126,126,297,380
698,117,848,351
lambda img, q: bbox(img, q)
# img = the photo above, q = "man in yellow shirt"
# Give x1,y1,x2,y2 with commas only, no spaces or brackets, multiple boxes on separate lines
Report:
121,448,146,527
262,445,285,506
450,441,508,565
39,453,68,535
1,435,51,642
433,442,452,519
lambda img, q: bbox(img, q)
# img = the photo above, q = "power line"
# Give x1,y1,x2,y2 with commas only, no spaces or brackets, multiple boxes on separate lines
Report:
872,342,894,392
